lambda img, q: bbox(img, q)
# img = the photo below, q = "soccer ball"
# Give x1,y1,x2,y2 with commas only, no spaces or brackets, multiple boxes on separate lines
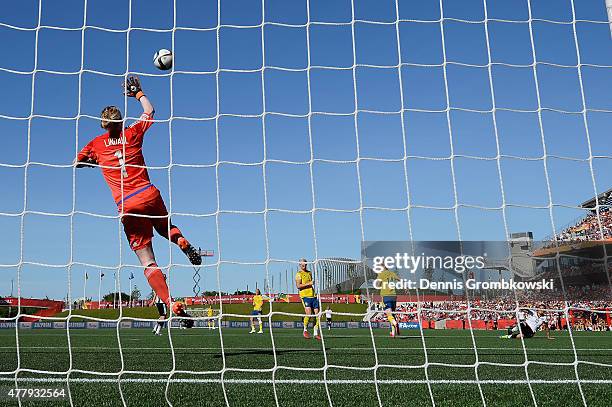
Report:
153,49,173,70
172,301,185,315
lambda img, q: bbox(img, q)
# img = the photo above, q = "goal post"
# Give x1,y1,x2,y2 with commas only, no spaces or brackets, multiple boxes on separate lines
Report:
607,0,612,37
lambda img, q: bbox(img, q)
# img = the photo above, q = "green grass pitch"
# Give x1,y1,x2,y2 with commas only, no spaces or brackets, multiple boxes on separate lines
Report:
0,328,610,406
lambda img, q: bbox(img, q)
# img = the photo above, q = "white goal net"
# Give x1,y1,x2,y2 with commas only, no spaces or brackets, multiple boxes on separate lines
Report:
0,0,611,406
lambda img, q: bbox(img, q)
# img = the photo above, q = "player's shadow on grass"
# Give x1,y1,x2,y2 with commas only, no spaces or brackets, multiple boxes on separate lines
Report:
212,348,323,359
325,334,378,339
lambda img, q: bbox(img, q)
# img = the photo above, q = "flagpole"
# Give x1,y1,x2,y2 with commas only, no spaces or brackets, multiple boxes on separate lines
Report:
98,269,102,308
83,271,87,307
113,272,116,309
129,277,132,308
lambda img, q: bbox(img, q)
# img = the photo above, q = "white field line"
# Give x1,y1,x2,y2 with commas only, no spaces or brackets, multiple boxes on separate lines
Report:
0,377,611,385
0,346,610,352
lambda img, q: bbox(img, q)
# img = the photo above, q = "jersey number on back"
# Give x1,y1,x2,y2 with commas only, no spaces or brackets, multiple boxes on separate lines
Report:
114,150,128,178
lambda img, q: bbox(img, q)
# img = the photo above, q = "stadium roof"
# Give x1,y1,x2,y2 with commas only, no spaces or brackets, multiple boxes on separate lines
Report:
580,187,612,209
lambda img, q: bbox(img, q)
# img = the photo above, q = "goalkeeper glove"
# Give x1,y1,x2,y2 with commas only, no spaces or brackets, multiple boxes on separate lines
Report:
124,75,145,100
75,158,98,168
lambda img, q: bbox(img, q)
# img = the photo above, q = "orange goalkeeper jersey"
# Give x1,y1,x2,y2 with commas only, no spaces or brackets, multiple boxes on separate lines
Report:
77,112,155,208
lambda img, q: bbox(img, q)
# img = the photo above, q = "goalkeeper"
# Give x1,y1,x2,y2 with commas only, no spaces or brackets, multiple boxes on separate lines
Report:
501,309,552,340
75,76,202,316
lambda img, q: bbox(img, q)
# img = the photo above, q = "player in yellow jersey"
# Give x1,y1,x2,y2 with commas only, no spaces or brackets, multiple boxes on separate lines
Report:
295,258,321,340
250,289,267,334
207,305,215,329
378,266,401,337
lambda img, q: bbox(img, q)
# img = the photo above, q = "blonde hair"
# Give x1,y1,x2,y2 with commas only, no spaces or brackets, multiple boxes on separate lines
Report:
100,106,123,129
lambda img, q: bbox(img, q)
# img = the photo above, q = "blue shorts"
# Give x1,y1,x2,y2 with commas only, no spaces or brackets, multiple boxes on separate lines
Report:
383,296,397,311
251,310,262,316
301,297,319,310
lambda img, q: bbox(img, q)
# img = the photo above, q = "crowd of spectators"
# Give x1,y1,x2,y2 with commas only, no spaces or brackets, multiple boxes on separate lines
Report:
367,285,612,331
550,207,612,244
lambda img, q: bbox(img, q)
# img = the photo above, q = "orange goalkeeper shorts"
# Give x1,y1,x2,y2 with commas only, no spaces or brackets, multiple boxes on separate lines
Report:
120,186,170,251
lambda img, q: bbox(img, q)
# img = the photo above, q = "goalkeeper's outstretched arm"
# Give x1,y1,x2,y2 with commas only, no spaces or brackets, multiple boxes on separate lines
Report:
138,94,154,115
74,140,97,169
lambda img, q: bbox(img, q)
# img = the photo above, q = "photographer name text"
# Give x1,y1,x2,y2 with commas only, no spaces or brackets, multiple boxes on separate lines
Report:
373,278,555,291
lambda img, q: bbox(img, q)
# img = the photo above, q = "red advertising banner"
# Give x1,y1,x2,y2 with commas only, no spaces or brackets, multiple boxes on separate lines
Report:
0,297,65,322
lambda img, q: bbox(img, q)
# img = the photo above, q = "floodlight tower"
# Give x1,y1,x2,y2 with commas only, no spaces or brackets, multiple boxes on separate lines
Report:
193,249,215,297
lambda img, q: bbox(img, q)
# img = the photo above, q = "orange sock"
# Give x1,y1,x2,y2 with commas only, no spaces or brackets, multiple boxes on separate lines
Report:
144,263,170,308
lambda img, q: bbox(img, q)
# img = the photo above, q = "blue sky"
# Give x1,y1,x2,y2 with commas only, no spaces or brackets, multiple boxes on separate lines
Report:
0,0,611,301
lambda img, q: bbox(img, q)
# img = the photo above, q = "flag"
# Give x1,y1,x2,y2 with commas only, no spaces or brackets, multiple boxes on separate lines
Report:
129,272,134,280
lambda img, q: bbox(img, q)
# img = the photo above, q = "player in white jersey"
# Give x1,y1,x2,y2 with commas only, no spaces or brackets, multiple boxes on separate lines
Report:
152,293,167,336
501,309,553,339
325,307,333,330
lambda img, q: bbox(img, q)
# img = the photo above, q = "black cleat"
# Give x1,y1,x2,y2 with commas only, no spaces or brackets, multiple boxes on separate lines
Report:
177,237,202,266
